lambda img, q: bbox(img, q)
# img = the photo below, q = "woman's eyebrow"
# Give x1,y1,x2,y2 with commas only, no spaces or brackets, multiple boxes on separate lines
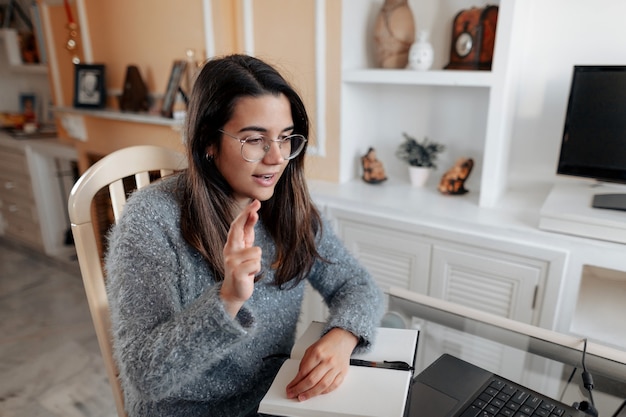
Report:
238,125,295,135
239,126,266,134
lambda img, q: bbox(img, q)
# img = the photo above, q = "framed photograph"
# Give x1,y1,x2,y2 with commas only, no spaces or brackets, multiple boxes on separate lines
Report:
161,60,187,118
19,93,37,121
74,64,106,108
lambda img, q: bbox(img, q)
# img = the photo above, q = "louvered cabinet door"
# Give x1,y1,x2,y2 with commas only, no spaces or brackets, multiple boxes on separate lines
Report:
0,141,43,250
338,220,431,295
429,242,545,325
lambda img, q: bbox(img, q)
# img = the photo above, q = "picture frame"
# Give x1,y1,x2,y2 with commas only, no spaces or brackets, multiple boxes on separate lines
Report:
161,60,187,118
19,93,37,121
74,64,106,108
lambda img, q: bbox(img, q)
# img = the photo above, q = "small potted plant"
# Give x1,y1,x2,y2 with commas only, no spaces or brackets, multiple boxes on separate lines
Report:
396,132,445,186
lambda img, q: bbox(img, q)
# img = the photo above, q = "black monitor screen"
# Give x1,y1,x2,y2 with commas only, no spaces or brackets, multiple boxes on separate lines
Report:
557,65,626,184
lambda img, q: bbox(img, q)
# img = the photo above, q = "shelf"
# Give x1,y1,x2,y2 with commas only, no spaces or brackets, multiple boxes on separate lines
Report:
539,181,626,244
339,0,530,208
8,64,48,74
0,28,47,73
54,106,183,128
342,69,494,88
571,265,626,349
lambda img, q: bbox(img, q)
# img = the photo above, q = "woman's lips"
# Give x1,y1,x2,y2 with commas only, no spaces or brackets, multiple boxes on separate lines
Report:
253,173,277,186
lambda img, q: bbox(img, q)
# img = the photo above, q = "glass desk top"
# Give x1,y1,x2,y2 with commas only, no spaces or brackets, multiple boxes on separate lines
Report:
384,287,626,417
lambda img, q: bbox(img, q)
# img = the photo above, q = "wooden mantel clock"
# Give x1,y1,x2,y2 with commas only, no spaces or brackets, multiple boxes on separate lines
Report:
445,5,499,71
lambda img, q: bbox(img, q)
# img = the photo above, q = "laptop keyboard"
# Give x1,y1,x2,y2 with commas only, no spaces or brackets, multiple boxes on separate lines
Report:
458,375,582,417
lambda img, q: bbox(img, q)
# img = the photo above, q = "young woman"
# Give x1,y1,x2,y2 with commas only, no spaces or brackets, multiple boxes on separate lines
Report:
105,54,383,417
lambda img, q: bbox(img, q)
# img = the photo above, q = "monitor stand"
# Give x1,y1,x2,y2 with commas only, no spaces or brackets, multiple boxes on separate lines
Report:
592,193,626,211
539,182,626,244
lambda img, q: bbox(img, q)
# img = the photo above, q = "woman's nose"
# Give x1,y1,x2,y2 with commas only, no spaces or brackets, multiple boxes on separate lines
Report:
262,141,284,164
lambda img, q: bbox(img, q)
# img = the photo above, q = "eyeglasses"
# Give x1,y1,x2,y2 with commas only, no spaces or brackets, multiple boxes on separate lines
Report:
219,129,307,163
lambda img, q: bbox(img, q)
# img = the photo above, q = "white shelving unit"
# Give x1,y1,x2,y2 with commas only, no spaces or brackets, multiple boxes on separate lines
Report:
0,21,74,261
0,28,47,74
343,68,493,87
0,27,51,121
323,0,626,353
339,0,530,208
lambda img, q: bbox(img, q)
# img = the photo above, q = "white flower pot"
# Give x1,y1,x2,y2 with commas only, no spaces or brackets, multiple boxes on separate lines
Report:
408,166,431,187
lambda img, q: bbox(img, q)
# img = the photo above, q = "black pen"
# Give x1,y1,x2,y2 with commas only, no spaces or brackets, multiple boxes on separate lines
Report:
349,359,413,371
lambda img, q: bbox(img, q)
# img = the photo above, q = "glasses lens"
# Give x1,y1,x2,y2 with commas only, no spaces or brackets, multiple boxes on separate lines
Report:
241,135,307,162
283,135,306,160
241,136,266,162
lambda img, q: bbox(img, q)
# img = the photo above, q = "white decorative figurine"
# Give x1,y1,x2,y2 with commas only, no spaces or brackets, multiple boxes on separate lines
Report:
407,30,434,71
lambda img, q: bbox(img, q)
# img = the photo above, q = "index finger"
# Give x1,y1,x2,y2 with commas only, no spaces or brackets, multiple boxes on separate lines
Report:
226,199,261,250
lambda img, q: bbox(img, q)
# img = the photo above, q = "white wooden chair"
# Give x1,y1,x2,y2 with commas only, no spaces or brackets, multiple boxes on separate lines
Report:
67,145,187,417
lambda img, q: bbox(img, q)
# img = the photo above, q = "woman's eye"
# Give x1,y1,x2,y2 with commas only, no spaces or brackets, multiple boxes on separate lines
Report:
246,137,265,145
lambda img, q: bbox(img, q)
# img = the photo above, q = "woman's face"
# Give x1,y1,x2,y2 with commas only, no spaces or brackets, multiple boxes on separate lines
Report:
213,93,294,210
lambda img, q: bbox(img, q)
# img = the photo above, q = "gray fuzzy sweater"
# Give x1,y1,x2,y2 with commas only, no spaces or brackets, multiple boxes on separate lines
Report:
104,176,383,417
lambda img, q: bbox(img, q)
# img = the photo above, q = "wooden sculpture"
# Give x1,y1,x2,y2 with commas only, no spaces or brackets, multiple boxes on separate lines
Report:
361,147,388,184
438,157,474,195
373,0,415,68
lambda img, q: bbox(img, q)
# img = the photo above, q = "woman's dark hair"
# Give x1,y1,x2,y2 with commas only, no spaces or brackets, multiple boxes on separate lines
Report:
179,54,323,287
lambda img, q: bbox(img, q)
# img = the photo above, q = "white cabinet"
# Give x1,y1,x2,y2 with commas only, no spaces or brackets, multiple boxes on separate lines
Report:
338,218,431,294
323,206,566,327
339,0,530,208
299,0,625,350
0,134,77,261
429,243,541,324
0,139,42,249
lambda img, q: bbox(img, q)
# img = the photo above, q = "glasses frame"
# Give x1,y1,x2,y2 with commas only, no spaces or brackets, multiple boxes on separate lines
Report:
219,129,307,163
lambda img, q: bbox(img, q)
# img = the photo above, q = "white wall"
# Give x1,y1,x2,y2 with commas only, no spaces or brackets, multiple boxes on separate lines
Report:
509,0,626,182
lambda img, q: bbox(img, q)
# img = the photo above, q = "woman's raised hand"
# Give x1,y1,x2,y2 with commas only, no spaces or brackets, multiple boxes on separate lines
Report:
220,199,262,317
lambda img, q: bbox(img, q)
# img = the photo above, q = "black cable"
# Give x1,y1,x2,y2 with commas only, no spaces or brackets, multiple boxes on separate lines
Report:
581,338,595,406
573,338,598,417
560,366,577,402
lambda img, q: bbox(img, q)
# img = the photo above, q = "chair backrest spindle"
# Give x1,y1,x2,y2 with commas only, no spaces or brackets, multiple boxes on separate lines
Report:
109,179,128,220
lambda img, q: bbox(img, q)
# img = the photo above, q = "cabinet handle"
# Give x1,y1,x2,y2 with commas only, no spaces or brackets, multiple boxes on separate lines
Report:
4,181,14,190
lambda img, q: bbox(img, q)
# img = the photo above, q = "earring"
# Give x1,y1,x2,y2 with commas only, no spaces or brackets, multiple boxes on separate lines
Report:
205,153,214,162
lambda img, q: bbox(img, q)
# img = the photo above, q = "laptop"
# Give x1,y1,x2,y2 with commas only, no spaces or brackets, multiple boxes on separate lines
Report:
405,353,588,417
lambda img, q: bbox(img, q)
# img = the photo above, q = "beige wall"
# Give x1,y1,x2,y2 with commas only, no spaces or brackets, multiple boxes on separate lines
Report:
84,0,206,96
251,0,341,181
45,0,340,181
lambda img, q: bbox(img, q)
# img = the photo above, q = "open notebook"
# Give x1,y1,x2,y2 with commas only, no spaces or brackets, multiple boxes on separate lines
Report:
258,321,419,417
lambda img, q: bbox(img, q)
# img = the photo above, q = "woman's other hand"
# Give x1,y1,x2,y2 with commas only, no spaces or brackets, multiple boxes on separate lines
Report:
285,327,358,401
220,199,261,317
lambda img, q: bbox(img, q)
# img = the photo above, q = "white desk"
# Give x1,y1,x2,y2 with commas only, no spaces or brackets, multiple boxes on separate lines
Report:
385,287,626,417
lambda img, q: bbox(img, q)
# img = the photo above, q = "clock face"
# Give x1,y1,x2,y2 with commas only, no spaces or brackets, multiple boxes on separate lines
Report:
455,32,473,58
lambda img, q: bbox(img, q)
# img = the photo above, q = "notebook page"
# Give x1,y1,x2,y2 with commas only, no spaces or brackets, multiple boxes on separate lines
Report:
290,321,418,365
258,358,411,417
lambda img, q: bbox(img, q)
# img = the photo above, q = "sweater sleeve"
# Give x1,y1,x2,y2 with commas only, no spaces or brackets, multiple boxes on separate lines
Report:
307,216,385,353
104,185,255,401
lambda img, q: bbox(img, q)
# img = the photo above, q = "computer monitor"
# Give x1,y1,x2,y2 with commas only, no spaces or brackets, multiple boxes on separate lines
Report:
556,65,626,211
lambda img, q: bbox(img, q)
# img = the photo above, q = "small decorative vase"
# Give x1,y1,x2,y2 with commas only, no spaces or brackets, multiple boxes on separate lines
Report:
373,0,416,69
408,166,431,187
407,30,434,71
